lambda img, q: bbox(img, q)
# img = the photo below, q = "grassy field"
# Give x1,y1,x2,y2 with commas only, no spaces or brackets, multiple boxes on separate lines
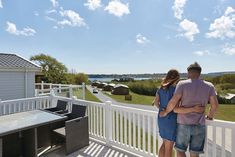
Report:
85,89,102,102
210,104,235,121
73,88,102,102
104,91,155,105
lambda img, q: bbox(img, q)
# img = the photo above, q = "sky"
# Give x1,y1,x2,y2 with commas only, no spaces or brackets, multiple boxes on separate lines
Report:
0,0,235,74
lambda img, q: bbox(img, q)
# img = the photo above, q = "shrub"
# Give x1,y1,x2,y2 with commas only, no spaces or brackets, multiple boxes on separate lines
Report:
126,80,160,96
218,83,235,90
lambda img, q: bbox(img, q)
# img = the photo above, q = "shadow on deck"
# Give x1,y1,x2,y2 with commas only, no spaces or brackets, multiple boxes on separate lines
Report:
43,138,140,157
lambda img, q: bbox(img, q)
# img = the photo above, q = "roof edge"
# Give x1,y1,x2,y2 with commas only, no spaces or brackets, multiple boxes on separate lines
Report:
15,53,41,68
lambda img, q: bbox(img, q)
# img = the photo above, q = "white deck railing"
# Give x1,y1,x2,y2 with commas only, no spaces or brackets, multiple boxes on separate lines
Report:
0,96,51,116
205,119,235,157
35,81,86,99
52,95,158,157
0,94,235,157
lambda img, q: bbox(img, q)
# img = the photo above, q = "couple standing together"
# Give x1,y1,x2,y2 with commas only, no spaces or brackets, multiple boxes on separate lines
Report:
153,62,219,157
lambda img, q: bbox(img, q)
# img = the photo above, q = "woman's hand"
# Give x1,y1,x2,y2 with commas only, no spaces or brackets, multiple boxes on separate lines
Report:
153,95,160,108
159,110,168,117
193,105,205,113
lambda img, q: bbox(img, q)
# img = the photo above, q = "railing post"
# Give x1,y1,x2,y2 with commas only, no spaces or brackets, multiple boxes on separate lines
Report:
105,101,112,146
53,88,58,96
0,99,2,116
59,84,62,93
50,89,57,108
50,83,52,90
35,89,39,97
232,128,235,157
69,85,73,98
41,81,44,94
82,82,86,100
69,96,77,112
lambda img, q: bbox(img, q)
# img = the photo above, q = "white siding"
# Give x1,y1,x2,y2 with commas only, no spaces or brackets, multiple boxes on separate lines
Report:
0,71,35,100
26,72,35,98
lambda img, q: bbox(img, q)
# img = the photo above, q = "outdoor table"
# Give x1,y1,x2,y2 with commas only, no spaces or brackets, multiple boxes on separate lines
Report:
0,110,66,157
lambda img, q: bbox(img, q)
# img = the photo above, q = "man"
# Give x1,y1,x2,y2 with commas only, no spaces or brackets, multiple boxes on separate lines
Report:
160,62,219,157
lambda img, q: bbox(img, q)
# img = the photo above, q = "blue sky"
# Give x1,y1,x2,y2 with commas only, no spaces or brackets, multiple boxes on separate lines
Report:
0,0,235,74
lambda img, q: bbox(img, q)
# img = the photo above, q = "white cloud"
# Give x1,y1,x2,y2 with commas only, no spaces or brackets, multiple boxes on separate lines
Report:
6,21,36,36
193,50,210,56
136,34,150,44
206,6,235,39
45,16,57,22
84,0,102,10
58,9,87,27
46,9,57,14
203,17,209,21
225,6,235,15
172,0,187,20
34,11,39,16
104,0,130,17
179,19,200,41
222,44,235,55
50,0,58,8
0,0,3,8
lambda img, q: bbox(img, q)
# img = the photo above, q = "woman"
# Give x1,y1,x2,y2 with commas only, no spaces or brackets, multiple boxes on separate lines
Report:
153,69,204,157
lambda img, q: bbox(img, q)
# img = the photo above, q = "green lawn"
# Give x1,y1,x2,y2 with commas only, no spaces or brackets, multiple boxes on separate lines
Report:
210,104,235,121
104,91,155,105
73,88,101,102
85,89,102,102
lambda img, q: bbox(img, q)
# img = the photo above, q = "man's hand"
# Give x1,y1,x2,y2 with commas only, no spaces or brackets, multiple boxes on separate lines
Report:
206,116,213,120
207,95,219,120
159,110,168,117
193,105,205,113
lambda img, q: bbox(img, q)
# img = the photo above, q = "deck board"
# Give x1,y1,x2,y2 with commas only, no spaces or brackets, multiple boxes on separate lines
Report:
43,138,140,157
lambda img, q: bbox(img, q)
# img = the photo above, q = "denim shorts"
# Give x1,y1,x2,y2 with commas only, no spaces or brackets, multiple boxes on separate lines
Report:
174,124,205,154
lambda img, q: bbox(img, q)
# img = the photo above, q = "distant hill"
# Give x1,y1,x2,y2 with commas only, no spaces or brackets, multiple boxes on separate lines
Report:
88,71,235,80
206,71,235,77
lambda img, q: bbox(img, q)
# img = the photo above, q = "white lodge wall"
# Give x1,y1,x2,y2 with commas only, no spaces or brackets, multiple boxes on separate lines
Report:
26,72,35,98
0,71,35,100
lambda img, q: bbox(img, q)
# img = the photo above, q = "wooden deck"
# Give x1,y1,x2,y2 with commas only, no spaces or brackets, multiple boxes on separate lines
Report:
43,138,140,157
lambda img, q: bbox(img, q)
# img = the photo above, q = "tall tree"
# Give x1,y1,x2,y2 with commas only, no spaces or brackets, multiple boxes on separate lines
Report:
30,54,68,83
65,73,88,85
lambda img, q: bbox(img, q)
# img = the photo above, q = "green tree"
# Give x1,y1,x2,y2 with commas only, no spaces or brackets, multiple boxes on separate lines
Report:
74,73,88,85
66,73,88,85
30,54,68,83
65,73,88,85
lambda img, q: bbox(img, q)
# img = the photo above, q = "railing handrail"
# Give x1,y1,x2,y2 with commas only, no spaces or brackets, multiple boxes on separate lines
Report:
53,95,104,105
111,104,157,116
35,82,83,88
36,87,71,92
54,95,157,115
206,119,235,128
1,96,50,103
